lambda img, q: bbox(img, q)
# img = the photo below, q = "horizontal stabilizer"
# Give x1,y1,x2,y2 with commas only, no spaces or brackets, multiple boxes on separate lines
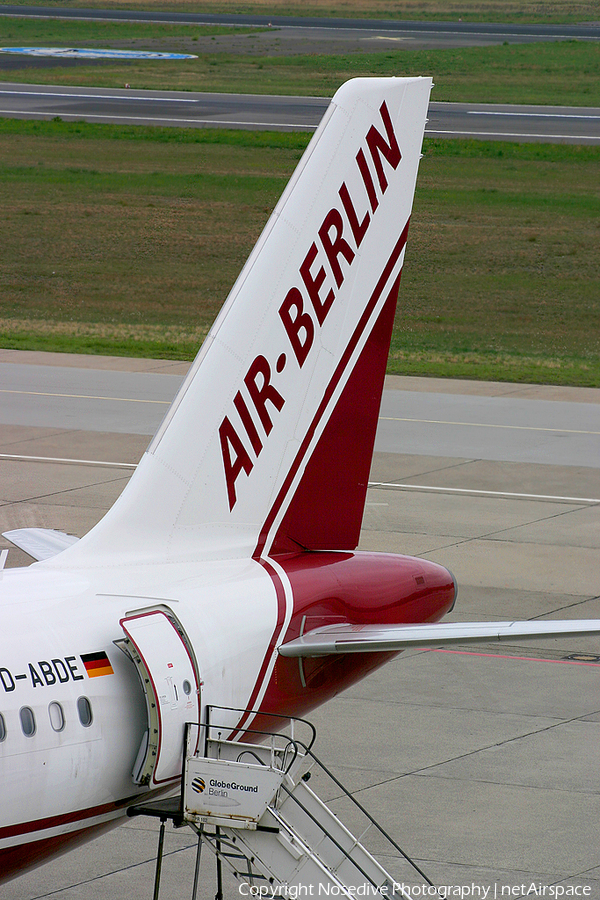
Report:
278,619,600,657
3,528,80,561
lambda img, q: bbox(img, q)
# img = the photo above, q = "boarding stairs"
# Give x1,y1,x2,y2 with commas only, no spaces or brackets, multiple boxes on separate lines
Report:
129,708,438,899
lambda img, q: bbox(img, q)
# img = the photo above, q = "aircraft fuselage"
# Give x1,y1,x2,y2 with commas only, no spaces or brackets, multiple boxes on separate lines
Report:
0,549,455,881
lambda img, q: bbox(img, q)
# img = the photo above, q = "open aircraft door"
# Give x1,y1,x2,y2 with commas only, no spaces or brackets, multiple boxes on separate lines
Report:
117,607,201,787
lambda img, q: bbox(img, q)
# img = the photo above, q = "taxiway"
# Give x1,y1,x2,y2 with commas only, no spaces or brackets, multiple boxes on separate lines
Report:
0,350,598,899
0,83,598,142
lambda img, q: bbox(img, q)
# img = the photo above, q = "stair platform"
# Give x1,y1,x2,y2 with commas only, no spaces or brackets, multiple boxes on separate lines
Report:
129,708,439,900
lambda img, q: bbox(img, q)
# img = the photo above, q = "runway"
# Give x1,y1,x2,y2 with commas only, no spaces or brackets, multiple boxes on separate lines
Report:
1,350,599,898
0,5,598,142
1,5,598,47
1,82,599,142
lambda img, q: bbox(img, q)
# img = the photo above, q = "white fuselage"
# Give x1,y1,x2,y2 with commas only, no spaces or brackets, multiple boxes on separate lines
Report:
0,555,281,872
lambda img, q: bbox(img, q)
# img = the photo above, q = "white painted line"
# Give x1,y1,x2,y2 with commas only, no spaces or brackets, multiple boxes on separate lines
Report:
368,482,600,504
7,109,585,136
373,28,581,39
0,11,580,41
0,10,217,25
0,109,314,129
0,11,275,30
0,86,330,102
0,88,199,102
379,415,600,436
468,110,600,120
366,36,409,42
425,128,600,141
2,462,594,499
0,453,137,468
0,388,169,404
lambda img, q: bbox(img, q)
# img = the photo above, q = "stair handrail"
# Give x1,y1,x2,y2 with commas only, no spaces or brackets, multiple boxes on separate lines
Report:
205,705,317,753
197,706,437,890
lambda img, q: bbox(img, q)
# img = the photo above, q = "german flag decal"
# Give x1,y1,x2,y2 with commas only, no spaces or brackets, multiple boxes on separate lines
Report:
81,651,114,678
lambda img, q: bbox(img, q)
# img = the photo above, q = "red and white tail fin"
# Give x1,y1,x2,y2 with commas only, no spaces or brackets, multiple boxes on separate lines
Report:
59,77,431,563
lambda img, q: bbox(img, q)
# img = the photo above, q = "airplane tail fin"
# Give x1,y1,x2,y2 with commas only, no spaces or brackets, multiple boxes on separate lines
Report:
57,77,431,563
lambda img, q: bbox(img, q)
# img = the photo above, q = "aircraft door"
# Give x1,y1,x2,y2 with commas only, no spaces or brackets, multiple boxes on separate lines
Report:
118,608,201,787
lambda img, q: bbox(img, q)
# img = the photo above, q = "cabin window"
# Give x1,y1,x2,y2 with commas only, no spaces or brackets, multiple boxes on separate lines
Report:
20,706,36,737
0,713,6,741
49,701,65,733
77,696,93,727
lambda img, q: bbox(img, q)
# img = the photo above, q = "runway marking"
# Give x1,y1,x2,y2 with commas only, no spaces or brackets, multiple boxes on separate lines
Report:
426,128,600,141
0,388,169,404
2,457,595,503
380,415,600,436
0,11,584,42
0,109,314,130
428,648,600,666
368,482,600,504
0,88,200,102
468,110,600,120
375,29,584,39
4,117,591,140
2,89,596,137
0,453,136,468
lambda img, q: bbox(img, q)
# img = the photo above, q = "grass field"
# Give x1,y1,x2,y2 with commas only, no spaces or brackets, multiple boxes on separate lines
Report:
0,18,257,44
0,17,599,106
0,119,598,386
7,0,600,25
0,6,598,386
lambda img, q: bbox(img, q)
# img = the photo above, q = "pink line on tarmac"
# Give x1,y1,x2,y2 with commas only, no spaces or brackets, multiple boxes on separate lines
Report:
426,648,600,667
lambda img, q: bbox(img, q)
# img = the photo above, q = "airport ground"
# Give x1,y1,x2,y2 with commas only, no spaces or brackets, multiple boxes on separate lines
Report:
0,6,598,386
0,121,597,386
0,350,598,899
0,6,598,895
0,13,598,105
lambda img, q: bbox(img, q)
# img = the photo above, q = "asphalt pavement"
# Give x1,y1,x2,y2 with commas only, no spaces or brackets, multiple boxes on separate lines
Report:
0,6,598,141
1,82,599,142
1,350,598,899
0,9,598,892
1,5,598,44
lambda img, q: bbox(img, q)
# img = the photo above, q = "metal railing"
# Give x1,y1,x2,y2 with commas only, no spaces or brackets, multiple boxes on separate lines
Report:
195,706,437,891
